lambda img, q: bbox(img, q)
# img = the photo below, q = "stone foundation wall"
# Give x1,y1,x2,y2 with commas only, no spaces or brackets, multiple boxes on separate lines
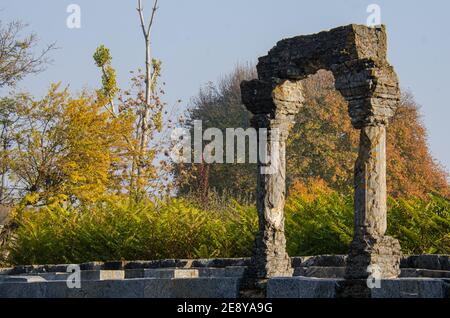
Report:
0,255,449,298
2,254,449,275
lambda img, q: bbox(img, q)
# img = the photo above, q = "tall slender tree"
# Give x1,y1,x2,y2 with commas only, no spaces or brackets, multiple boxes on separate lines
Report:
136,0,161,192
92,1,171,198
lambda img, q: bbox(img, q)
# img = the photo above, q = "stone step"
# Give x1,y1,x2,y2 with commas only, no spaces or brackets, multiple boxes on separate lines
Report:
401,255,450,271
0,277,241,298
293,255,347,268
267,277,449,298
400,268,450,279
294,266,345,278
125,267,246,279
5,266,450,280
198,266,246,278
4,254,449,275
13,270,125,281
0,275,46,283
125,269,199,279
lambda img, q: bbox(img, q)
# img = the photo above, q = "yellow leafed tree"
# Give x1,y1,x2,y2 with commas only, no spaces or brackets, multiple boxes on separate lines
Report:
8,83,134,205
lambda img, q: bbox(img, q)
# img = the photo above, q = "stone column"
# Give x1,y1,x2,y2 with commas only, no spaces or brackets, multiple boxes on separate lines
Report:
240,79,303,281
354,125,388,238
249,114,294,279
333,60,402,280
345,124,402,279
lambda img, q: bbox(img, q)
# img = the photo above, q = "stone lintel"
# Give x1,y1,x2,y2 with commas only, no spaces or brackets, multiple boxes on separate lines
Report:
241,79,304,117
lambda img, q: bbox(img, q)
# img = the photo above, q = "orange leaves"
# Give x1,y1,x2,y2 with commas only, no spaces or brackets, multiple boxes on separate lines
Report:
288,71,448,198
386,92,449,199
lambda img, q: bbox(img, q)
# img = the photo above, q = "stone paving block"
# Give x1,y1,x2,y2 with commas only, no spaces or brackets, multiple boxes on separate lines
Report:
267,277,340,298
0,281,48,297
268,277,447,298
123,259,188,269
0,275,46,283
290,257,306,267
123,260,156,269
371,278,445,298
400,268,450,279
9,264,70,274
293,266,345,278
79,261,104,271
33,273,71,281
74,279,145,298
167,278,241,298
0,279,146,298
10,264,72,274
207,258,250,268
125,267,246,279
0,276,447,298
126,268,198,279
81,270,124,281
0,277,241,298
197,266,246,278
102,261,127,270
300,255,347,267
402,255,450,271
191,258,249,268
22,270,125,281
124,269,145,278
9,265,37,275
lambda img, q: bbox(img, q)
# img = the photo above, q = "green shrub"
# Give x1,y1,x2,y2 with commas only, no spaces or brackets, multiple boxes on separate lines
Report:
387,193,450,254
4,192,449,265
6,198,257,265
284,191,450,256
285,191,354,256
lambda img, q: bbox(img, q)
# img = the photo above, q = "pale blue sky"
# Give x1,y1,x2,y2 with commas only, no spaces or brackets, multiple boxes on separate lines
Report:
1,0,449,170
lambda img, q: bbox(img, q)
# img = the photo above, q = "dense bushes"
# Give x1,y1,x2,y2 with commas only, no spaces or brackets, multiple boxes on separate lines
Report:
284,183,450,256
6,199,256,265
4,189,449,265
387,194,450,254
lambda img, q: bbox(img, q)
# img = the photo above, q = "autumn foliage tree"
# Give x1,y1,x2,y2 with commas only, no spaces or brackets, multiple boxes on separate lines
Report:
1,84,133,206
178,66,449,199
387,92,449,198
288,70,448,198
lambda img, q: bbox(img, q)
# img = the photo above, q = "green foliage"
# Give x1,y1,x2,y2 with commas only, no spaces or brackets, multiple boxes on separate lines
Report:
285,191,354,256
285,189,450,256
5,192,449,265
93,45,117,100
93,45,112,68
387,193,450,254
6,198,257,264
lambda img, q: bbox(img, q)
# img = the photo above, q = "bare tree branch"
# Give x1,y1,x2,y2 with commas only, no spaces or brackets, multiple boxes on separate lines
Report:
147,0,159,37
0,20,56,88
135,0,159,190
137,0,158,39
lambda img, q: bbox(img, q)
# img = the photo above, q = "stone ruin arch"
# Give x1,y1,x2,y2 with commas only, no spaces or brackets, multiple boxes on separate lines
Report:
240,24,402,283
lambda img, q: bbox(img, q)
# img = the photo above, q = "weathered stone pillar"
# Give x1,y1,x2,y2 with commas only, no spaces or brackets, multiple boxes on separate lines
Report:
250,114,293,279
333,59,402,280
344,124,402,279
355,125,388,238
241,79,304,281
